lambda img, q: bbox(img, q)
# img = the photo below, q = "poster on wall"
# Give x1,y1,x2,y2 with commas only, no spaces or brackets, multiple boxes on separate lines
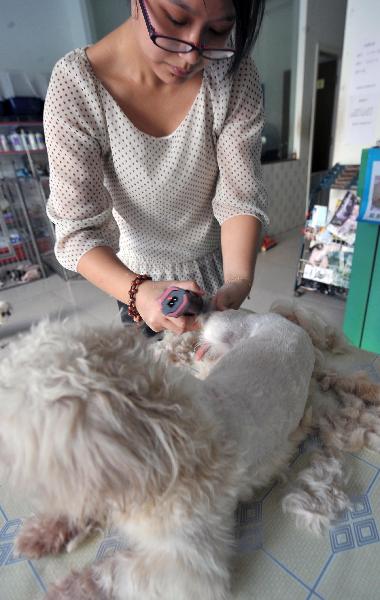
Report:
345,40,380,147
358,147,380,224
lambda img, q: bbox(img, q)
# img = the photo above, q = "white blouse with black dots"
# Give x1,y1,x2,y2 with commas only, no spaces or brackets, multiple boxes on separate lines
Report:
44,46,269,296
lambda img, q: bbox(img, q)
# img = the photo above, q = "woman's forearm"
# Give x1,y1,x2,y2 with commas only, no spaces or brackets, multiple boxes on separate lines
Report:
220,214,262,285
77,246,138,303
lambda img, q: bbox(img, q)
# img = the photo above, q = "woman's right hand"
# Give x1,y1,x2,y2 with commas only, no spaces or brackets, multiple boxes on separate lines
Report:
134,279,206,335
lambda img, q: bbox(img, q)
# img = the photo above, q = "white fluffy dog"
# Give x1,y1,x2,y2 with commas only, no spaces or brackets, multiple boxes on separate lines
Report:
0,310,315,600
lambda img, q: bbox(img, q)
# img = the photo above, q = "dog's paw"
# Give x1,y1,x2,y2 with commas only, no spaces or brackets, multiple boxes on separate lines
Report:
15,516,80,559
45,567,109,600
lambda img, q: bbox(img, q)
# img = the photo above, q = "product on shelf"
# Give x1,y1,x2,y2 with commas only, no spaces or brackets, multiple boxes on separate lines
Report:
0,124,46,154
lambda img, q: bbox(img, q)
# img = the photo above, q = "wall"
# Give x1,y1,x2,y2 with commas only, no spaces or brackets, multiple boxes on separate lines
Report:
332,0,380,165
262,159,308,235
254,0,294,144
0,0,92,74
86,0,130,41
0,0,132,76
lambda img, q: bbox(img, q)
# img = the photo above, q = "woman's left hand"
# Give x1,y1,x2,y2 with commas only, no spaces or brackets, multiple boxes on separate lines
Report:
211,278,252,311
195,279,252,361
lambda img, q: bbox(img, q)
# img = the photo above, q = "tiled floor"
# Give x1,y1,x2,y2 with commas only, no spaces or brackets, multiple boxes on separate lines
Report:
0,228,346,344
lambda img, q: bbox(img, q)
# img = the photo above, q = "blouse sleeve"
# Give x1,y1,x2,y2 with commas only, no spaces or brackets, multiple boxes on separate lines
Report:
212,56,269,231
44,52,120,272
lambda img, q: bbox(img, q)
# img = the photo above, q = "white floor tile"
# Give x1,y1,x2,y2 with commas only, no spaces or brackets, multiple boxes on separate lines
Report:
52,278,112,306
0,290,76,342
0,274,69,306
85,298,122,326
254,262,297,296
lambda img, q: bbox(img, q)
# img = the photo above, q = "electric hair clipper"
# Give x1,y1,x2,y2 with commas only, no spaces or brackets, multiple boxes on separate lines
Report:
158,286,211,317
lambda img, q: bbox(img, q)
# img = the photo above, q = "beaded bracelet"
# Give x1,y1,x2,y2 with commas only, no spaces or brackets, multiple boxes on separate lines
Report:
127,274,152,322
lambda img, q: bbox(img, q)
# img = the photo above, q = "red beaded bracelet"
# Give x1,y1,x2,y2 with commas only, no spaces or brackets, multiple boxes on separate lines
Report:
127,274,152,322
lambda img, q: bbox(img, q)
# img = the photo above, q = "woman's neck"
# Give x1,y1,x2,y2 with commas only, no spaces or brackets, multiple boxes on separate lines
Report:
100,19,169,90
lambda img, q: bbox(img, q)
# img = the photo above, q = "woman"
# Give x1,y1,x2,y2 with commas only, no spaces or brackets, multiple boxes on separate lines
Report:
44,0,268,337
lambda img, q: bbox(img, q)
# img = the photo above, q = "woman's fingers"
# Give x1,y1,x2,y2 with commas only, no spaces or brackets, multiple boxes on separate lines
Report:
212,294,226,311
175,280,205,295
165,314,200,334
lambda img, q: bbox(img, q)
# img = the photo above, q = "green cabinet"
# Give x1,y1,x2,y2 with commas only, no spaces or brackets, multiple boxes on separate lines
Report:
343,149,380,353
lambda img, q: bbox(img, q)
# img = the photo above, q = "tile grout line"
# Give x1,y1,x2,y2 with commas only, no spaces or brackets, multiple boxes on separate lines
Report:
0,502,8,520
366,470,380,495
307,553,335,599
347,452,380,471
261,547,313,594
0,502,47,594
28,561,48,593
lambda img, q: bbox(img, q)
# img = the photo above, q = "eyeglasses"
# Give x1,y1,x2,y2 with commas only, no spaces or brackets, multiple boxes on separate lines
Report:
137,0,236,60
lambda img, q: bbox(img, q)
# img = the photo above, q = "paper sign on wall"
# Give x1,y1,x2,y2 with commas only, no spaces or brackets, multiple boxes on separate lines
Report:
345,40,380,146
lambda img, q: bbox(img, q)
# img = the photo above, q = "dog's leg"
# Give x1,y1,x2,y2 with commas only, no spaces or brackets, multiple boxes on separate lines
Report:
283,371,380,534
86,547,231,600
45,564,110,600
282,449,351,535
15,515,96,559
45,545,231,600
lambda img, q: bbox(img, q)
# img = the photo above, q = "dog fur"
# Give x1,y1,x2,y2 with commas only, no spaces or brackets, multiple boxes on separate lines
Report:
0,311,315,599
156,302,380,535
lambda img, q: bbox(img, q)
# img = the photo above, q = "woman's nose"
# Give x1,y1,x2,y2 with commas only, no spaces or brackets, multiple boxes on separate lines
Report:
179,47,202,66
179,32,205,63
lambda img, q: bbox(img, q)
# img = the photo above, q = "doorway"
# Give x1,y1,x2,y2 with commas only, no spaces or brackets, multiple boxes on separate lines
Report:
311,52,338,174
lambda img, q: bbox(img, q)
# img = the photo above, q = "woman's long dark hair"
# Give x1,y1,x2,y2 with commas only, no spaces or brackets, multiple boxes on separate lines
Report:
230,0,266,72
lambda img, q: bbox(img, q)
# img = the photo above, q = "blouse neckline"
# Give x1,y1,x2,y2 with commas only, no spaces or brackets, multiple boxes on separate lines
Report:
80,46,205,141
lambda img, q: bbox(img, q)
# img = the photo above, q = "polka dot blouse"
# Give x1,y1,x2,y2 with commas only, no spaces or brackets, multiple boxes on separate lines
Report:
44,46,269,295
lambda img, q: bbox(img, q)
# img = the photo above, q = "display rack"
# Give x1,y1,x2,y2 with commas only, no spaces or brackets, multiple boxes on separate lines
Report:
294,163,360,298
0,121,76,290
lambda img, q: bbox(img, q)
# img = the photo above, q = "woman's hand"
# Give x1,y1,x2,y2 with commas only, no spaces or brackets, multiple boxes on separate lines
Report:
134,279,205,335
194,278,252,362
211,278,252,311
